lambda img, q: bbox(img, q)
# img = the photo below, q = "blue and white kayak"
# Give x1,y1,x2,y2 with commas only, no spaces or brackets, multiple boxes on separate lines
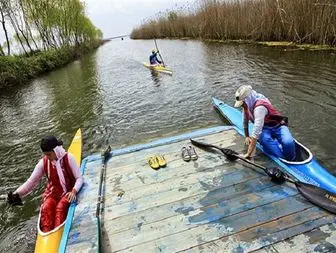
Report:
212,97,336,193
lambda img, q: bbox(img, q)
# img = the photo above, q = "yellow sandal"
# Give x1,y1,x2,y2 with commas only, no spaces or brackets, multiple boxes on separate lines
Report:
148,156,160,170
156,155,167,167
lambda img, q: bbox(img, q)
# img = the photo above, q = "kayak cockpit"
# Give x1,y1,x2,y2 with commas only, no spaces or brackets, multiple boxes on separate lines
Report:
279,140,313,165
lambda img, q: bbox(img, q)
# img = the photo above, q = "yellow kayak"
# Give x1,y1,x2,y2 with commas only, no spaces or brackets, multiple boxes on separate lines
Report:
143,62,173,75
34,129,82,253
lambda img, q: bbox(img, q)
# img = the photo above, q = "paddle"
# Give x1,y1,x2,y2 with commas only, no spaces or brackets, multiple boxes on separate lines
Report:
96,146,112,216
96,146,112,250
154,39,165,67
190,139,336,214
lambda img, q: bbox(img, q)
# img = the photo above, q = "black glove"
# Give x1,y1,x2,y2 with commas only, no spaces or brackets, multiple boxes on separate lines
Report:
7,192,23,206
266,167,286,184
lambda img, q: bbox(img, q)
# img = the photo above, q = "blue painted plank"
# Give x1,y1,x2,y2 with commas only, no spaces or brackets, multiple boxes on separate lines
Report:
183,207,334,252
104,178,276,234
113,195,321,253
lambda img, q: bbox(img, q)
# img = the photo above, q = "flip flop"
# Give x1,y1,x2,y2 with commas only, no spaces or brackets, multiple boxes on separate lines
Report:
182,146,191,162
148,156,160,170
156,155,167,167
188,146,198,161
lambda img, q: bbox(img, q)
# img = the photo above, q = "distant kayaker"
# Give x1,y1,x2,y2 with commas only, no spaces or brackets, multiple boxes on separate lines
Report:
149,49,163,65
234,85,296,161
8,136,83,232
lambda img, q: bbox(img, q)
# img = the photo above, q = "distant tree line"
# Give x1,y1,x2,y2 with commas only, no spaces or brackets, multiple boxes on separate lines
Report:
0,0,103,56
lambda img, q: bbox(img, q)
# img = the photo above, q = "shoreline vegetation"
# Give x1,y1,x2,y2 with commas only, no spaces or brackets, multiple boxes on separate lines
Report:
0,0,103,87
131,0,336,50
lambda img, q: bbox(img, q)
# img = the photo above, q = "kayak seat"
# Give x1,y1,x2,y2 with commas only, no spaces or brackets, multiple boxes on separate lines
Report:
294,142,310,162
280,140,313,164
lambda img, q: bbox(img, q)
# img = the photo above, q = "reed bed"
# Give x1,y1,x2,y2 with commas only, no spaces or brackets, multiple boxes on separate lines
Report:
131,0,336,45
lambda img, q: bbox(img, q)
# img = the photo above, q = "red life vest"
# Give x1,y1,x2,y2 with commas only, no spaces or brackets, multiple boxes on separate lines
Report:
42,154,76,200
244,99,288,127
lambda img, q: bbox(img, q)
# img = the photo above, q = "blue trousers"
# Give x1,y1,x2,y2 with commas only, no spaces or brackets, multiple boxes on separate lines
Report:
259,125,296,161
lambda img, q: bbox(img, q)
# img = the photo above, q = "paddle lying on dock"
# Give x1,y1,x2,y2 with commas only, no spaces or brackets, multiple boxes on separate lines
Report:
96,146,112,250
190,139,336,214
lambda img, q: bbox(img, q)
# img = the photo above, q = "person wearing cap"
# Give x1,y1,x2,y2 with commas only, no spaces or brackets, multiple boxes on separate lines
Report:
149,49,163,65
8,136,83,232
234,85,296,161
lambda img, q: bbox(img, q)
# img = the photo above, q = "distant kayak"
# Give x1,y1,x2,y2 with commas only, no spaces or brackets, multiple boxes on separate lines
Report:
143,62,172,75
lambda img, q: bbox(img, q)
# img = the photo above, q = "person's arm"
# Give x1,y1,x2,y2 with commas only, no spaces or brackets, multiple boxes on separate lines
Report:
243,108,251,145
244,106,268,158
65,153,83,202
14,159,44,198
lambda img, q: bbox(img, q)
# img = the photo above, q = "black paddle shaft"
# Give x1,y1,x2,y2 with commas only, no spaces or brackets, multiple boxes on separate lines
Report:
190,138,336,214
190,139,288,184
154,39,165,66
96,146,112,217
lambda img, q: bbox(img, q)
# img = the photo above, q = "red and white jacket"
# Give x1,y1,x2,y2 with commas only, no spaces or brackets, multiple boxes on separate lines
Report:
15,146,83,199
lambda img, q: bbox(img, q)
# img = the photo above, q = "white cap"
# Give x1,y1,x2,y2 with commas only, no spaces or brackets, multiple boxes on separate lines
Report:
234,85,252,107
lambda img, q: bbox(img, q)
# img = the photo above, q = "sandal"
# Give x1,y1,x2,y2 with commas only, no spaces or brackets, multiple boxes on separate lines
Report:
182,146,191,162
156,155,167,167
148,156,160,170
188,146,198,161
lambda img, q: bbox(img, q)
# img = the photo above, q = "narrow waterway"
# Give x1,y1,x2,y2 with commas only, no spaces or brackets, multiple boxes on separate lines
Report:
0,39,335,252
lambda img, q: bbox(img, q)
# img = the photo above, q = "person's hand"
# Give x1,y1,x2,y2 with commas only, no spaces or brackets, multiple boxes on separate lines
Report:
7,192,23,206
245,137,252,146
66,189,77,203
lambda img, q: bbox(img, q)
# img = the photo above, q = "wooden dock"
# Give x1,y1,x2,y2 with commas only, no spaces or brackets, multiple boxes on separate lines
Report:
65,126,336,253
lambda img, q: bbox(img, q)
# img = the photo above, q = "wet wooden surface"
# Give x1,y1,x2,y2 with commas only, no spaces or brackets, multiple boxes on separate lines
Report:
66,127,336,253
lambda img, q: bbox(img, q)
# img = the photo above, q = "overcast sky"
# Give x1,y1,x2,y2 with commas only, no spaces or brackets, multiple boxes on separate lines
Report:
84,0,189,38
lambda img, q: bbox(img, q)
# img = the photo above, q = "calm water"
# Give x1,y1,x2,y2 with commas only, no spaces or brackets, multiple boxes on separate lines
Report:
0,39,335,251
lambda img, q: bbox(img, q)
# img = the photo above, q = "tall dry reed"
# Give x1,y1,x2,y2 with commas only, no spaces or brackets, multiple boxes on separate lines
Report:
131,0,336,45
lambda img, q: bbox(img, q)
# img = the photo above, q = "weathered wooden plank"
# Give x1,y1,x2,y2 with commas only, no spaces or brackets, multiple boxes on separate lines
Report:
110,192,307,252
105,129,239,167
103,168,262,220
105,159,257,205
103,177,275,234
104,151,230,196
253,223,336,253
66,160,102,252
103,132,273,202
181,207,334,253
104,133,241,188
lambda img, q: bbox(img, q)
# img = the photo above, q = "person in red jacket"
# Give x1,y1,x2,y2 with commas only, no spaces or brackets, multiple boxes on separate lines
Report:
234,85,296,161
8,136,83,232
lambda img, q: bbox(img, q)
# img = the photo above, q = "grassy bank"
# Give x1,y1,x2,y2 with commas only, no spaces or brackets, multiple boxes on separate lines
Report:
0,42,102,87
131,0,336,46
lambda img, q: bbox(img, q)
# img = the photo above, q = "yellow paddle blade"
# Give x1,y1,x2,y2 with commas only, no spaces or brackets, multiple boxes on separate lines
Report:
68,128,82,166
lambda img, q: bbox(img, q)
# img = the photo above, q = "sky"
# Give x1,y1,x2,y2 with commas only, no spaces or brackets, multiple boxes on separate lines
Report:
84,0,189,38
